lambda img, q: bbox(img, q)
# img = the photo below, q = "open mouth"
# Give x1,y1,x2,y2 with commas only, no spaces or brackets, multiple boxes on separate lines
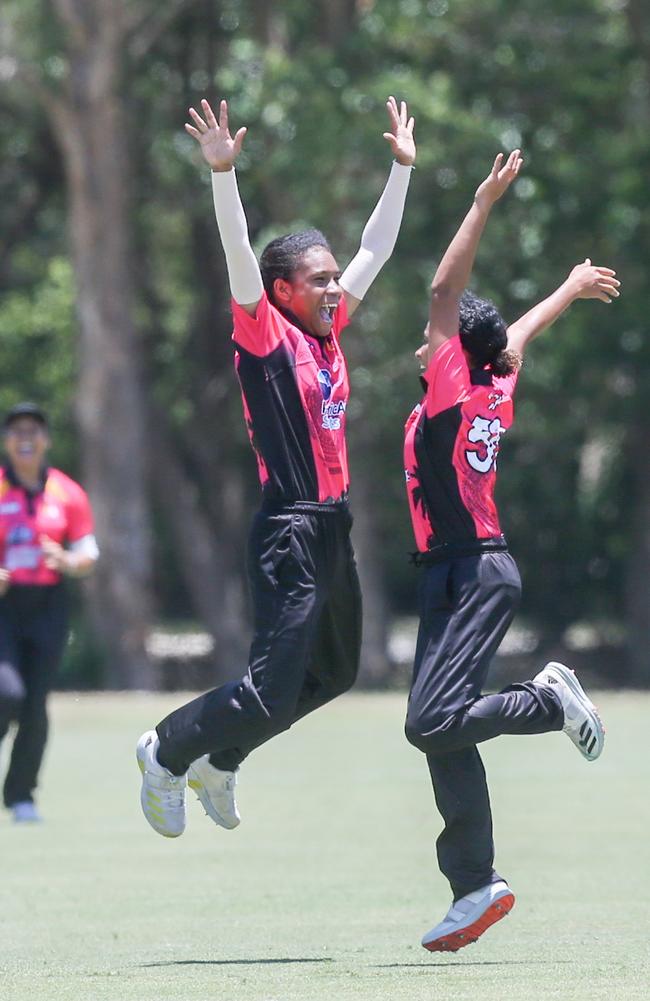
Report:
319,303,338,325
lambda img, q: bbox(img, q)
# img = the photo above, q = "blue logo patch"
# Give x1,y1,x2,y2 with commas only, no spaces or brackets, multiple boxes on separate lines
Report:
317,369,332,401
7,524,33,545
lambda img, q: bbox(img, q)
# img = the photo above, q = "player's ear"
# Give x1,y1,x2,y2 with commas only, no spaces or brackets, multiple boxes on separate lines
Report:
273,278,292,305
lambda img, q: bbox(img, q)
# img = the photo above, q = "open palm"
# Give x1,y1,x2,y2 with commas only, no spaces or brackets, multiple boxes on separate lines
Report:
185,98,247,171
383,96,416,166
475,149,523,209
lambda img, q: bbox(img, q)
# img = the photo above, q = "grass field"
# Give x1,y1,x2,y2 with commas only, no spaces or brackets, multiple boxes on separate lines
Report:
1,690,648,1001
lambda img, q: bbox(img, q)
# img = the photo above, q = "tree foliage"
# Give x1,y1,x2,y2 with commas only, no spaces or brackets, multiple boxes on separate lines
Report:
1,0,649,684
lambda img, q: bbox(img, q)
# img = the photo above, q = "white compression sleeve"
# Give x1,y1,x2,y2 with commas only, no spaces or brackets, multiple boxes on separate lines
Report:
69,534,100,560
211,169,264,305
339,161,413,302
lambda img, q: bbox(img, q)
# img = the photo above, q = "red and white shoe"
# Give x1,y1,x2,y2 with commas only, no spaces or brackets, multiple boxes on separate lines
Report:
421,880,514,953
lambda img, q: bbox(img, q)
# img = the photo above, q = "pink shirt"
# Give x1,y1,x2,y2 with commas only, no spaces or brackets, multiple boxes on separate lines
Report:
0,467,94,585
232,293,351,503
404,336,518,551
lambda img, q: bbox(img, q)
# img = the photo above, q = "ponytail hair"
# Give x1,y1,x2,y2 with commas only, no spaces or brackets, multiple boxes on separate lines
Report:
491,347,522,377
459,290,521,376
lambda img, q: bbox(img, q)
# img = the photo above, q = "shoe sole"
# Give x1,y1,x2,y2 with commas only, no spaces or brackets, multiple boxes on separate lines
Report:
188,770,240,830
544,662,605,761
423,892,515,953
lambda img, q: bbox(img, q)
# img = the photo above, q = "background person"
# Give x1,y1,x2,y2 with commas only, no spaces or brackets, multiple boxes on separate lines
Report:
402,152,619,952
0,403,99,823
137,96,416,838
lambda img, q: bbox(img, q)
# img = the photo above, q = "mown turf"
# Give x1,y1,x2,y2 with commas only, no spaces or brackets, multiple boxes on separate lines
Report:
1,691,647,1001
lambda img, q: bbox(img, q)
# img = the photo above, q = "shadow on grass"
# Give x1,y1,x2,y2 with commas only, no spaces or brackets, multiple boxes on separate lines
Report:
141,958,334,968
375,960,574,968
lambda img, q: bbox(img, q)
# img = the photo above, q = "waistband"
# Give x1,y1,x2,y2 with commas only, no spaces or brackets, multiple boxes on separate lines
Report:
261,498,350,515
410,535,508,567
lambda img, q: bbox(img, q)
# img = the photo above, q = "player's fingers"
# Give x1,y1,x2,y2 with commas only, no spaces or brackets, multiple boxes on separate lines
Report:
184,123,202,140
492,152,504,176
232,126,247,155
202,99,219,130
217,98,229,131
385,98,399,129
407,116,415,133
189,107,208,131
400,100,407,124
594,267,617,277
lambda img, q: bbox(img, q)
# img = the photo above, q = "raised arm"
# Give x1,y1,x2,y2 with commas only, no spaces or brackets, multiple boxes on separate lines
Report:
185,98,263,316
507,259,620,357
339,97,416,317
428,151,523,354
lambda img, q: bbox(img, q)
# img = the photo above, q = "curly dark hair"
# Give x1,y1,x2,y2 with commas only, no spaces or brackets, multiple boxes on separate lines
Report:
458,290,521,376
259,229,332,302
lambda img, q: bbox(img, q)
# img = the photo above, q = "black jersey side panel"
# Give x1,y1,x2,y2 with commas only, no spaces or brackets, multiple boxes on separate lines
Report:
235,341,319,502
414,406,477,542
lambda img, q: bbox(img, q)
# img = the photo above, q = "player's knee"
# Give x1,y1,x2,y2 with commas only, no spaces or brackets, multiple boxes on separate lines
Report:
262,701,296,738
404,708,448,753
404,708,428,750
0,665,26,719
332,663,358,698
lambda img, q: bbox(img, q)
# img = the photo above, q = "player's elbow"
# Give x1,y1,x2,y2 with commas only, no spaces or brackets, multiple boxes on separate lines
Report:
430,280,460,302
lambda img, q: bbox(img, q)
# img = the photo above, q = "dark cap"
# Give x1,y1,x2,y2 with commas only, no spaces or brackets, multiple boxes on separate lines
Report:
3,402,49,430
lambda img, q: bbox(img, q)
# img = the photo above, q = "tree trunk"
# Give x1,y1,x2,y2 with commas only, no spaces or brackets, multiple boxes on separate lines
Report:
624,420,650,686
148,406,249,681
350,458,395,686
47,9,155,688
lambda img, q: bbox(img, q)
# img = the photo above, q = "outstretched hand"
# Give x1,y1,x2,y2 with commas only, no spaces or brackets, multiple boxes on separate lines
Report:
475,150,523,210
185,98,247,172
568,259,620,303
383,96,416,166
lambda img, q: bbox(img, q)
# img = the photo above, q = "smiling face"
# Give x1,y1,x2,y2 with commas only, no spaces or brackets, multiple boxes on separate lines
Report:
3,416,50,471
273,246,342,338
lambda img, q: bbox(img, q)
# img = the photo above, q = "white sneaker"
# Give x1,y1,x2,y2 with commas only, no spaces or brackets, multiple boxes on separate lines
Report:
188,755,240,829
136,730,187,838
421,880,515,953
533,661,605,761
11,801,42,823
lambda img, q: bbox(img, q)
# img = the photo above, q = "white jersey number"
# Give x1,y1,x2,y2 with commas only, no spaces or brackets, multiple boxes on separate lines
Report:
465,416,506,474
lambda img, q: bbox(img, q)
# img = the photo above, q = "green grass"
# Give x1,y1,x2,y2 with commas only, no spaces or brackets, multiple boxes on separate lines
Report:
1,691,648,1001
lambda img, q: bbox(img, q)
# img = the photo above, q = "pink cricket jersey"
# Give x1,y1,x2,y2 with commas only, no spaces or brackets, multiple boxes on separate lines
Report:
232,293,350,504
0,467,94,585
403,335,518,552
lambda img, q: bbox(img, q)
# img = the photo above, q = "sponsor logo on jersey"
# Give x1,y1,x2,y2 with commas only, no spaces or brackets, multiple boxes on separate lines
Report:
321,400,346,431
318,369,333,401
487,392,508,411
7,524,34,545
318,368,346,430
0,502,21,514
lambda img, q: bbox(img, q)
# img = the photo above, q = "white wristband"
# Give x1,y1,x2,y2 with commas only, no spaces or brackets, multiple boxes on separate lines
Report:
339,161,413,302
211,170,264,306
69,534,100,560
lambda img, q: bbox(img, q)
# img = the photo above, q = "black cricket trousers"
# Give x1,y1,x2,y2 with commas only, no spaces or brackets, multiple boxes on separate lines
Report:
157,501,362,775
0,584,69,807
404,551,563,901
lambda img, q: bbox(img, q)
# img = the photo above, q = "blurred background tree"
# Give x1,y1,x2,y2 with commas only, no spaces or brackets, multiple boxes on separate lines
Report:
0,0,648,687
